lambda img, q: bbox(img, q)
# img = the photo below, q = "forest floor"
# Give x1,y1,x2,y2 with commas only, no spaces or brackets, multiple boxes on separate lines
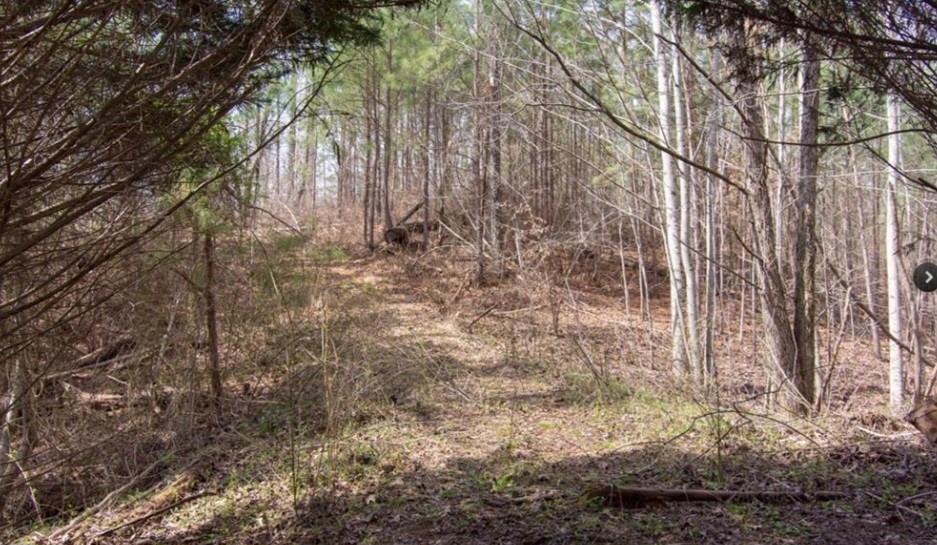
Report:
18,237,937,545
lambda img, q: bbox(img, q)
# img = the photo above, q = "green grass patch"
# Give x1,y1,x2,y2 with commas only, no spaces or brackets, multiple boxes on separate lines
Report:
309,243,347,264
273,232,310,254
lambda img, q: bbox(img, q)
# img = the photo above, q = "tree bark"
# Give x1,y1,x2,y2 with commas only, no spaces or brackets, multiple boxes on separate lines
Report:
488,56,503,263
736,30,796,408
204,232,222,415
704,47,723,383
885,92,904,415
651,0,689,377
671,19,701,380
363,70,374,249
791,41,821,410
382,42,395,231
423,87,432,250
473,0,486,284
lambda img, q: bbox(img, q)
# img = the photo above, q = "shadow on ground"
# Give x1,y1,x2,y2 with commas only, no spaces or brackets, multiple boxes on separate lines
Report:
137,438,937,545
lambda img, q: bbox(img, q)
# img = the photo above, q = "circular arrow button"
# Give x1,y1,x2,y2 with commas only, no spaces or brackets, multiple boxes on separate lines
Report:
914,262,937,292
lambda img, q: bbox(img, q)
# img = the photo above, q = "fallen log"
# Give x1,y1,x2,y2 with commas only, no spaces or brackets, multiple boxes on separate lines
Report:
96,490,214,538
75,336,136,368
583,484,847,509
47,457,165,541
43,345,150,384
62,382,126,410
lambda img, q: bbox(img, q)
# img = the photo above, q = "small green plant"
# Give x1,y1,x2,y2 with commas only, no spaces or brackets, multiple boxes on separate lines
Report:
490,468,515,493
631,513,670,536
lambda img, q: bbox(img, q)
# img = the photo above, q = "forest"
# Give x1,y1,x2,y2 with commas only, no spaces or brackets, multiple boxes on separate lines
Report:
4,0,937,543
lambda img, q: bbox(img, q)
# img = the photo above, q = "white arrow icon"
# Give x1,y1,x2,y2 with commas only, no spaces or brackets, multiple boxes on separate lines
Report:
915,263,937,292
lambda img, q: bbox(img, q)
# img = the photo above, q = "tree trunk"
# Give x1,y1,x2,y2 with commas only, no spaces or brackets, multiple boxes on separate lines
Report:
774,38,788,276
473,0,486,284
489,55,503,265
288,74,298,200
671,20,701,381
382,42,395,231
423,87,432,250
704,47,723,383
885,92,904,415
736,33,796,408
791,42,820,410
363,73,374,250
850,139,881,359
310,116,318,211
204,232,222,415
651,0,688,376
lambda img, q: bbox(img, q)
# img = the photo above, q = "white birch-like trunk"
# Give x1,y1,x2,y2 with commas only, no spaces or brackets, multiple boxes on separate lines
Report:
651,0,688,376
774,39,787,273
704,48,723,382
885,93,904,415
671,28,700,380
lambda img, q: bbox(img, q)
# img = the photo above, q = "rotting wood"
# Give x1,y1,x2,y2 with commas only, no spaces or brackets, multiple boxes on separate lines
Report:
583,485,847,509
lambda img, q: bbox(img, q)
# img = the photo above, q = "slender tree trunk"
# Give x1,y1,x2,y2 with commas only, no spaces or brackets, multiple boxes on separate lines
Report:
382,43,395,231
474,0,486,283
275,92,281,198
423,88,432,249
885,92,904,415
489,56,503,264
0,387,12,514
850,140,882,359
363,79,374,250
440,99,450,222
671,21,701,381
310,117,318,211
0,360,29,515
704,47,723,383
775,39,787,275
204,232,222,415
288,75,298,200
651,0,688,376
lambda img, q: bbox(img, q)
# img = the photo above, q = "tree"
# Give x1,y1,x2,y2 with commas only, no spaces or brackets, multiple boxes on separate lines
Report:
885,92,904,414
651,0,691,377
791,39,821,409
0,0,422,516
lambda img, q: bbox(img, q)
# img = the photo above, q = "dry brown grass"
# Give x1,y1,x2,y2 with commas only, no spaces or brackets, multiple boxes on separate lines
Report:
8,236,937,544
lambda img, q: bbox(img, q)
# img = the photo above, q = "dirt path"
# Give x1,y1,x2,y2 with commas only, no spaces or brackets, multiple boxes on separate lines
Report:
70,253,937,545
293,256,937,545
